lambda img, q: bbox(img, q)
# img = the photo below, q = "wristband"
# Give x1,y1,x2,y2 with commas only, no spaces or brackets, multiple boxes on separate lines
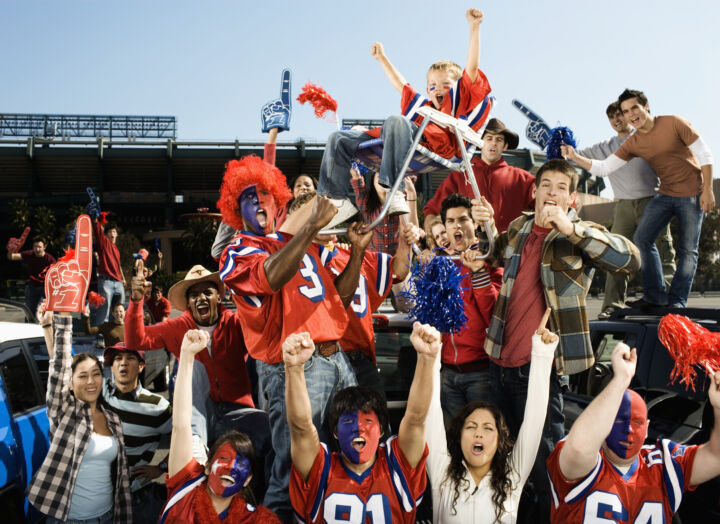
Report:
42,323,52,328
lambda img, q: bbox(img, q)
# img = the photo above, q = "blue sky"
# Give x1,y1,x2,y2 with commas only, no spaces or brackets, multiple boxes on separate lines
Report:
2,1,718,198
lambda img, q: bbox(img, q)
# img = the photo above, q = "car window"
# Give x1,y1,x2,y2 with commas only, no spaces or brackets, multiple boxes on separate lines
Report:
0,345,43,414
0,302,34,323
374,328,416,401
24,339,49,397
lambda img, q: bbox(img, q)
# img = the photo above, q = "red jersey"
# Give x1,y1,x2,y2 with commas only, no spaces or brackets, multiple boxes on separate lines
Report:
290,436,428,524
160,458,278,523
327,247,394,364
547,438,699,523
93,221,123,281
219,232,349,364
20,250,56,287
144,295,171,323
366,69,492,159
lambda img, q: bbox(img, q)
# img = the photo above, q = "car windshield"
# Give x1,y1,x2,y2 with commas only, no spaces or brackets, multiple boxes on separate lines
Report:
0,301,34,323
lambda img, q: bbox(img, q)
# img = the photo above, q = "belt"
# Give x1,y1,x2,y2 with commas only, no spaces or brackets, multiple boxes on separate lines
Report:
317,341,340,357
442,359,489,374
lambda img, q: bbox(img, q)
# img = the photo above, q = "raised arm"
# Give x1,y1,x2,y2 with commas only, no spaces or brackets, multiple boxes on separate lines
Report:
392,220,422,280
283,331,320,480
168,329,208,477
370,42,407,93
689,371,720,485
562,145,628,177
559,342,636,481
265,196,337,291
45,312,74,436
464,8,484,82
398,322,441,468
335,222,374,308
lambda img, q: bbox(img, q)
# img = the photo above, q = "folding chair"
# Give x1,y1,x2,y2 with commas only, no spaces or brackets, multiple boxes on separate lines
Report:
322,106,495,259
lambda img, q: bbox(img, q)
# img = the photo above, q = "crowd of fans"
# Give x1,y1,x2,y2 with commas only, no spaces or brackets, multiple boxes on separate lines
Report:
4,8,720,524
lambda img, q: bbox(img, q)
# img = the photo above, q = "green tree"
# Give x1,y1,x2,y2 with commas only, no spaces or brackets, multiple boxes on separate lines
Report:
181,218,219,269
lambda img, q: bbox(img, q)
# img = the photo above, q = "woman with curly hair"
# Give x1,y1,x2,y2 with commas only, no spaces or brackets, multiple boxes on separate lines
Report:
425,309,558,523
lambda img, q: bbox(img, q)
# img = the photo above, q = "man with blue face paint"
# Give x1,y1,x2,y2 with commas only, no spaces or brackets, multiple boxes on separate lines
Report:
283,322,441,524
547,341,720,523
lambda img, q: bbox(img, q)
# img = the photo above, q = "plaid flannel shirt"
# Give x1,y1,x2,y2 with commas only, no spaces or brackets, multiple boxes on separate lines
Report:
27,314,133,523
351,177,401,254
481,210,640,375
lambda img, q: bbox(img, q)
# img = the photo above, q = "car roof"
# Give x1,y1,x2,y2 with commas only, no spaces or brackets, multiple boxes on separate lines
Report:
0,322,44,343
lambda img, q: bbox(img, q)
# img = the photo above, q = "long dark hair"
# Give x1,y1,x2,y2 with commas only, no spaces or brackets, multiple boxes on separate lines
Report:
445,401,514,520
207,430,258,506
70,353,104,403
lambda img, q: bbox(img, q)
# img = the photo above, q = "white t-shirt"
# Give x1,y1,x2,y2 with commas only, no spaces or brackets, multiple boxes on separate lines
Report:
68,432,118,519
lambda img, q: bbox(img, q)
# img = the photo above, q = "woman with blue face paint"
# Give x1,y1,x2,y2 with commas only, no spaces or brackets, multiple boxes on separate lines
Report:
159,329,280,523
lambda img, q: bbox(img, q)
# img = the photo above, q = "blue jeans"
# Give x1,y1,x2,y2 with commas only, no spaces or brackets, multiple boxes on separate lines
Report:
132,483,166,524
317,115,417,199
633,194,704,306
257,351,356,521
95,275,124,325
440,367,492,429
47,509,113,524
489,361,565,524
25,283,45,318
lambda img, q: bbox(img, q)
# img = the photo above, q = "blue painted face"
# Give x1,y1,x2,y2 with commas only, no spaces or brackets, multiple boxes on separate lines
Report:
337,409,381,464
238,185,276,235
605,389,647,459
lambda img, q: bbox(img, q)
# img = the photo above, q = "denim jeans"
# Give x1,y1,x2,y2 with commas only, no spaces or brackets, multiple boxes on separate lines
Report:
132,483,166,524
317,115,417,199
440,367,492,429
489,361,565,524
25,283,45,318
257,351,356,522
633,194,704,306
47,509,113,524
95,275,125,325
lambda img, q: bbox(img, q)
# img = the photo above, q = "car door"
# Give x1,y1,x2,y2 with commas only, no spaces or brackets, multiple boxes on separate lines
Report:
0,341,50,522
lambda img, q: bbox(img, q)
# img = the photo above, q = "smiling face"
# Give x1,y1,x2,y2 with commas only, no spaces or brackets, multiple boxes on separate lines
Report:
431,222,450,250
111,303,125,324
206,442,252,498
620,97,652,132
444,206,476,253
336,409,381,465
480,131,508,165
608,110,632,135
238,184,277,235
111,352,143,390
533,170,577,226
426,70,456,109
71,358,103,404
292,175,315,199
603,389,648,463
460,408,498,478
187,282,220,327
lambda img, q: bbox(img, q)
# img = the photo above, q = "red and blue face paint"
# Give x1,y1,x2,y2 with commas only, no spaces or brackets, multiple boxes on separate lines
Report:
207,442,251,498
238,185,277,235
337,409,381,465
605,389,647,459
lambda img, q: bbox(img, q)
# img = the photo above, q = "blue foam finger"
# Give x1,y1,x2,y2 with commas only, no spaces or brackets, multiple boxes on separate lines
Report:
261,69,292,133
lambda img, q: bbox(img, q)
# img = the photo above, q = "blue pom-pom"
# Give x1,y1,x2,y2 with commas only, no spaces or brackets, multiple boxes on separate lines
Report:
65,227,76,246
400,255,467,333
546,126,577,160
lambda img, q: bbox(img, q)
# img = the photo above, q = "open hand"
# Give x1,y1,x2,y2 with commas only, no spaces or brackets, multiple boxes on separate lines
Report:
131,464,163,485
282,332,314,368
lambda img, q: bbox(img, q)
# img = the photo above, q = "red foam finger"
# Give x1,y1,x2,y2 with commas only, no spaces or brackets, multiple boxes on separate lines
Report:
74,215,93,284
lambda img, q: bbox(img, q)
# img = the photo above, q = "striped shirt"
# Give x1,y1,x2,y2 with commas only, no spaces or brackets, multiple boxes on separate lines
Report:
103,379,172,492
27,314,132,522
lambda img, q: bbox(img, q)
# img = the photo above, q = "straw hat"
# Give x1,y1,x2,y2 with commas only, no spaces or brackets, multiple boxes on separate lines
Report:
167,265,225,311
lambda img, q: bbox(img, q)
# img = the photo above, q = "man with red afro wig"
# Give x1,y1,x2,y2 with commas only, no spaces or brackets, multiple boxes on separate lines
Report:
217,156,379,520
217,155,292,235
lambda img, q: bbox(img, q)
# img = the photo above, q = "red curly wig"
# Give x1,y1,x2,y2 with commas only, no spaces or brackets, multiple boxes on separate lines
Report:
217,155,292,231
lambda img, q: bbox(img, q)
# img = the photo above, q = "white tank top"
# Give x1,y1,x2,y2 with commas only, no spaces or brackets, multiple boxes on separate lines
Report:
68,432,118,519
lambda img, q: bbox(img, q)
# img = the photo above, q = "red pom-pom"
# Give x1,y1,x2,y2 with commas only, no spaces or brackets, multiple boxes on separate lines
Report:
88,291,106,308
137,248,149,261
100,211,109,227
297,82,338,121
59,248,75,263
657,314,720,391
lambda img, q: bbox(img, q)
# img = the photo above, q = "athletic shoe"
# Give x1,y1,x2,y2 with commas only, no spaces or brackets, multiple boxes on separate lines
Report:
386,191,409,217
325,198,359,229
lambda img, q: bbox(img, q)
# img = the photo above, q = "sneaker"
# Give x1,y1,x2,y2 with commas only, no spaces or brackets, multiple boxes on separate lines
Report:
597,307,618,320
625,297,664,309
325,198,359,229
386,190,410,217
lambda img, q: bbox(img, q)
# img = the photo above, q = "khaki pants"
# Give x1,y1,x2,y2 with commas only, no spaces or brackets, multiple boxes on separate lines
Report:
602,197,676,309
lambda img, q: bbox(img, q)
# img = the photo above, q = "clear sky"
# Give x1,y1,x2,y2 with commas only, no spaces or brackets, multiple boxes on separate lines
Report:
2,1,718,198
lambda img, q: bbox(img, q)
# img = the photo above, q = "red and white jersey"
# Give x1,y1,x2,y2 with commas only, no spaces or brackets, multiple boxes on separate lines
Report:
219,232,349,364
547,438,699,523
290,436,428,524
327,247,394,363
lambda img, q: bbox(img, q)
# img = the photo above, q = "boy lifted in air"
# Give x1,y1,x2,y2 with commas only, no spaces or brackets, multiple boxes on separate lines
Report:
318,8,493,228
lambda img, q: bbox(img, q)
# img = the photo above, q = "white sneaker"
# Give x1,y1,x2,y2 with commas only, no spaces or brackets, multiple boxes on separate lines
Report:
325,198,359,229
386,190,410,217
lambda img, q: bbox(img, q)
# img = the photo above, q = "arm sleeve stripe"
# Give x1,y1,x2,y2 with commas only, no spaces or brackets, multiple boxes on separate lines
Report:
548,470,560,509
376,253,392,294
467,95,493,129
219,246,268,281
309,444,332,522
661,439,684,513
565,452,603,504
159,474,205,524
385,436,417,512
